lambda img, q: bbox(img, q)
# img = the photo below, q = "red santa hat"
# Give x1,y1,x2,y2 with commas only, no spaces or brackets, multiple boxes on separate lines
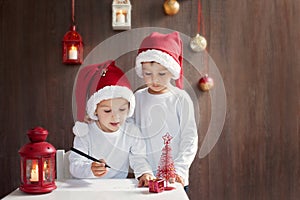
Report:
86,61,135,120
135,31,184,89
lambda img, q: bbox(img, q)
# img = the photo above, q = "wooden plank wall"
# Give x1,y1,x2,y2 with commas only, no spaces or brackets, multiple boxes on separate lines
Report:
0,0,299,199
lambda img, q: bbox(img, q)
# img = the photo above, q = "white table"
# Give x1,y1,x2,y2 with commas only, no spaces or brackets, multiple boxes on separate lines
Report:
3,179,189,200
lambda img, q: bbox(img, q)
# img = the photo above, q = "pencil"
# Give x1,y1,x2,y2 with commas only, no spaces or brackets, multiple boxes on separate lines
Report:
70,147,111,168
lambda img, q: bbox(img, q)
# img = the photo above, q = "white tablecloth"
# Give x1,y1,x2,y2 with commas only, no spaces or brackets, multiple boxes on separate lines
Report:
3,179,189,200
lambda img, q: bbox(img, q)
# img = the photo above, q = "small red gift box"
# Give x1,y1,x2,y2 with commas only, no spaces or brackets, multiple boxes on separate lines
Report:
149,179,164,193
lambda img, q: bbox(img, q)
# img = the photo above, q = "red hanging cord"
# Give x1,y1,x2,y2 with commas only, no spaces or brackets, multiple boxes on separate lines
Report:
197,0,205,36
72,0,75,25
197,0,209,73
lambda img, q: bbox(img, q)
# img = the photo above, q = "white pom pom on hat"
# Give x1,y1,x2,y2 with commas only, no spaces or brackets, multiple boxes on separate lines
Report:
73,121,89,137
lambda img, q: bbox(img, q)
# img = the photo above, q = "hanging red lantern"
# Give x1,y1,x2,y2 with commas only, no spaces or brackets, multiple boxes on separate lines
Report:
62,25,83,65
19,127,56,194
62,0,83,65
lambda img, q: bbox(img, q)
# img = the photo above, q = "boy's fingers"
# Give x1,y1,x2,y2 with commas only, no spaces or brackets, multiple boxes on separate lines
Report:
169,177,175,183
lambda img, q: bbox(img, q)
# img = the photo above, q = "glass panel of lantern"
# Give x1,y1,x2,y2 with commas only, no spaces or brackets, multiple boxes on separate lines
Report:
62,25,83,65
112,0,131,30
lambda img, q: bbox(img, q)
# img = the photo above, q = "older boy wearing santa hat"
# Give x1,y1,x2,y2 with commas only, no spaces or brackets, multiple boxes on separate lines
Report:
134,32,198,191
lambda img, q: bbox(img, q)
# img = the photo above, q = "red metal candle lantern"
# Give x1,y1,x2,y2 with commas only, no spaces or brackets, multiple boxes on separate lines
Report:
19,127,57,194
62,25,83,65
62,0,83,65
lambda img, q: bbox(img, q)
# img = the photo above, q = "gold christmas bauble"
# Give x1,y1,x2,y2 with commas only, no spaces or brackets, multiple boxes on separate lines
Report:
164,0,180,16
190,34,207,52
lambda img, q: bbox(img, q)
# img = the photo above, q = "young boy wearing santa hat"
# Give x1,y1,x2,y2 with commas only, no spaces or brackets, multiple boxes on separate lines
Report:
69,60,154,187
133,32,198,191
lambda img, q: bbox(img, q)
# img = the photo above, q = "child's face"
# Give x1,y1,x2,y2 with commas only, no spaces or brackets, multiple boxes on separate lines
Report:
95,98,129,132
142,62,173,94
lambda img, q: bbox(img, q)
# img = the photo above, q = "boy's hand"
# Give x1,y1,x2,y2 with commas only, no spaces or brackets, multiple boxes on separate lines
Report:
138,173,155,187
169,174,184,186
91,160,108,177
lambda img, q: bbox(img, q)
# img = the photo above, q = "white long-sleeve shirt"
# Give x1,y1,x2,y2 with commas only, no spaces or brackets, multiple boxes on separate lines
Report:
69,121,153,179
133,86,198,186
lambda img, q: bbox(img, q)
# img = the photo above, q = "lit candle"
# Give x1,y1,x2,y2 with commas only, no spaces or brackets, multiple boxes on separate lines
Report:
43,161,48,180
68,45,78,60
116,10,125,23
30,162,39,182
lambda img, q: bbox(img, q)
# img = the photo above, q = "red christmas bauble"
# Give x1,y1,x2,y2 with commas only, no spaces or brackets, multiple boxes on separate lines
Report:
199,74,214,91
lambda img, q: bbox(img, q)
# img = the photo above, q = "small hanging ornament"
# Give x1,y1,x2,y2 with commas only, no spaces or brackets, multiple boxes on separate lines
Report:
190,34,207,52
190,0,207,52
191,0,214,92
163,0,180,16
199,74,214,92
62,0,83,65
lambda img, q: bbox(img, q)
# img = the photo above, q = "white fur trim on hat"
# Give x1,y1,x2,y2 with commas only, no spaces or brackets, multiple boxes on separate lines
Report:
86,85,135,120
135,49,181,79
73,121,89,137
